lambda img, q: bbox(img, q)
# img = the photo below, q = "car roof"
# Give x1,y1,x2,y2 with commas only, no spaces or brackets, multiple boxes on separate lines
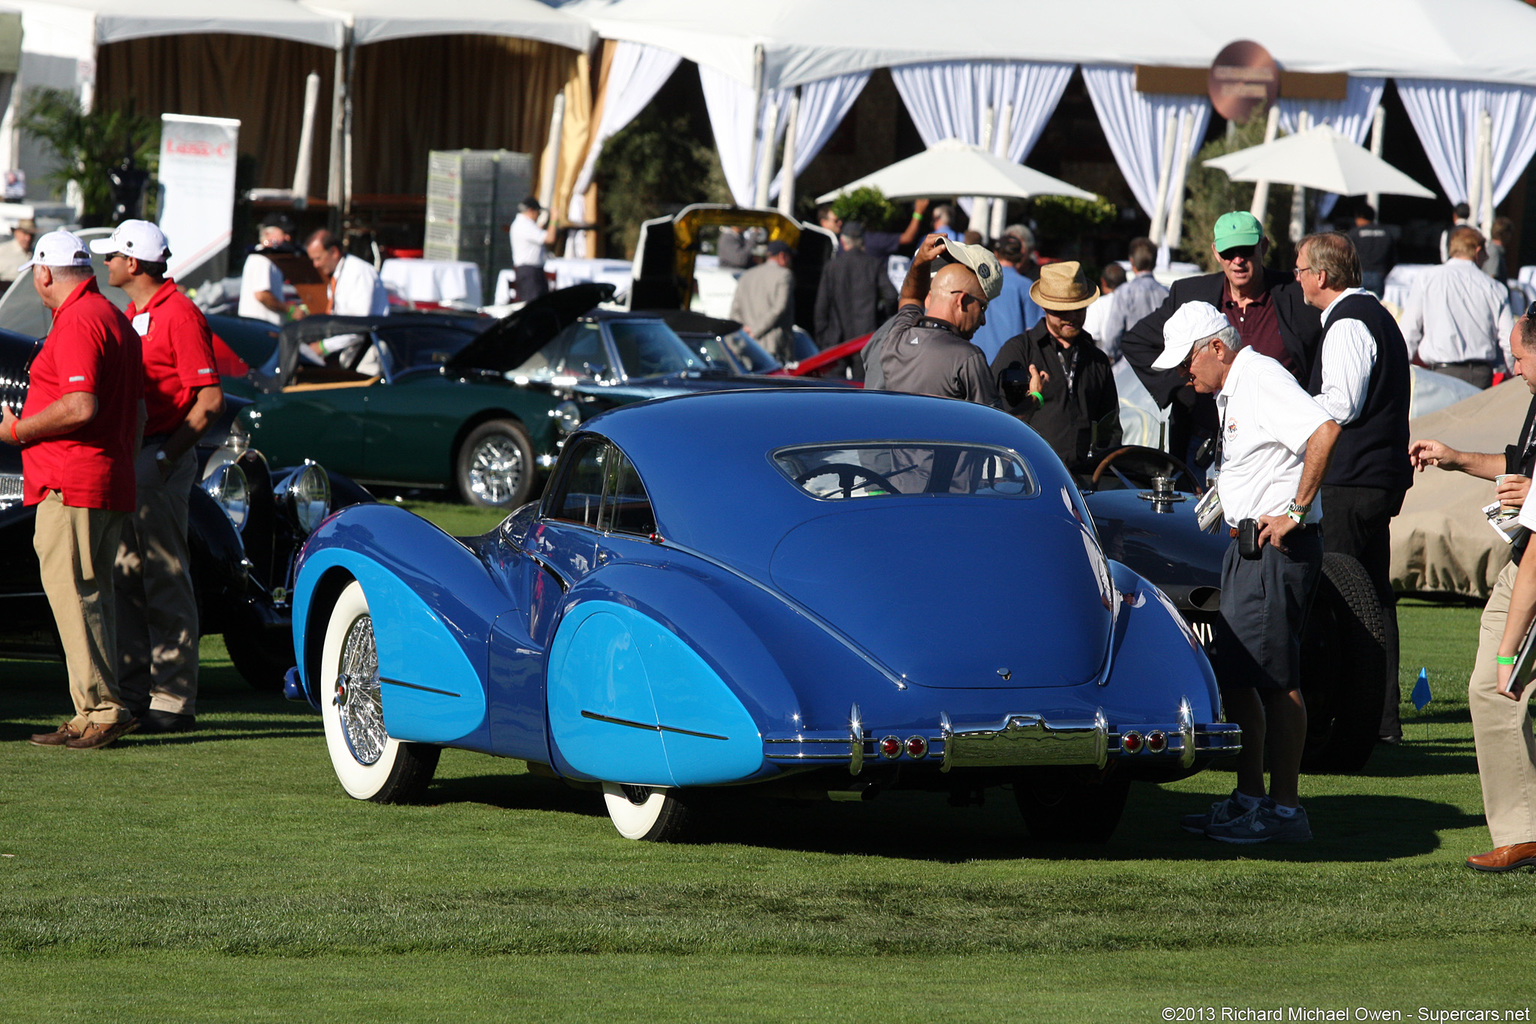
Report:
579,388,1073,572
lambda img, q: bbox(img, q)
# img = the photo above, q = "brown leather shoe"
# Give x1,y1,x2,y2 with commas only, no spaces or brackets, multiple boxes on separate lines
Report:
64,717,139,750
1466,842,1536,872
28,722,82,747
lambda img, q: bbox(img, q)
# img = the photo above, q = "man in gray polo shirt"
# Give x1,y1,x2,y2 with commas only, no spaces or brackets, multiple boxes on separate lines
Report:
866,234,1006,405
1153,301,1340,844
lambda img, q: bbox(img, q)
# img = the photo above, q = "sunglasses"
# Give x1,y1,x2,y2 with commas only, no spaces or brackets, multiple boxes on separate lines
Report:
1217,245,1259,262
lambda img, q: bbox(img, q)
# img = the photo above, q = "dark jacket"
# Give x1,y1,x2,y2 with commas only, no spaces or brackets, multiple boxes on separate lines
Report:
1120,268,1324,409
991,319,1121,469
1119,268,1323,464
814,249,897,348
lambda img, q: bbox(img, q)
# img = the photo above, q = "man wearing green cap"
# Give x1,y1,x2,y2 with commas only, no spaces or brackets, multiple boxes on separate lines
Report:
1120,211,1323,478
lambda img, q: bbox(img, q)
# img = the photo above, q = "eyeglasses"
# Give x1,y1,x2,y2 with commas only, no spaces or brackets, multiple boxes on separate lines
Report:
1217,245,1259,263
103,252,126,263
1295,266,1316,277
1179,339,1214,377
944,288,988,312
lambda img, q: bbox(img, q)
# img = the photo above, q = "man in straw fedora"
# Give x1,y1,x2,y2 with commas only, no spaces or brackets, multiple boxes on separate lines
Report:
991,260,1121,469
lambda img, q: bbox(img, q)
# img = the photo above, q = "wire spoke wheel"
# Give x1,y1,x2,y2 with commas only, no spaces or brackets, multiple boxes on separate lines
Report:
336,615,386,765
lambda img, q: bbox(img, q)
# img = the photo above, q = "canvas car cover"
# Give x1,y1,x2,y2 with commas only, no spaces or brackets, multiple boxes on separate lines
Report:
1392,378,1534,598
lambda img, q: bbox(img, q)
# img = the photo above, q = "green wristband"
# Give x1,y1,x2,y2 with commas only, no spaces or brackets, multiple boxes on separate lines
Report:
1497,656,1516,665
1028,390,1044,407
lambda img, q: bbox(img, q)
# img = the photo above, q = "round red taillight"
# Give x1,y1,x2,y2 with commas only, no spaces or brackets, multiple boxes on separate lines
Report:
1146,730,1168,753
1122,731,1143,754
905,735,928,759
879,735,902,759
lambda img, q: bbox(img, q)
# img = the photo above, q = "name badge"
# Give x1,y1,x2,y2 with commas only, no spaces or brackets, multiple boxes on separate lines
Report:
131,312,150,337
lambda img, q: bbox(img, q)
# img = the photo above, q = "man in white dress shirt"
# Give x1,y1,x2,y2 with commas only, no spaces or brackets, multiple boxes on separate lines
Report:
1153,301,1340,844
1296,231,1413,745
303,229,388,371
510,196,552,302
1401,226,1514,388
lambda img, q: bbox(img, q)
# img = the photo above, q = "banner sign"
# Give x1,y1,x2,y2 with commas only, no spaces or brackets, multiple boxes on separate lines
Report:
158,113,240,280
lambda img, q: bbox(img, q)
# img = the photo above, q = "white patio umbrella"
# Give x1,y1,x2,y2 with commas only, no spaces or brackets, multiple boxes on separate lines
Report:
816,138,1098,203
1203,124,1435,199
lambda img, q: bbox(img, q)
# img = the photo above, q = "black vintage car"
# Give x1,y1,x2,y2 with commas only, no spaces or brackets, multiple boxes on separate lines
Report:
0,326,372,690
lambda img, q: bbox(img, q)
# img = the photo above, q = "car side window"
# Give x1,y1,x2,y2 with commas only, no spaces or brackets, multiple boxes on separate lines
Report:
600,451,656,537
546,438,609,527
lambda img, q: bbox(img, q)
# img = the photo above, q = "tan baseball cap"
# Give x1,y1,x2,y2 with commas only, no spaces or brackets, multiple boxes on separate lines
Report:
939,238,1004,302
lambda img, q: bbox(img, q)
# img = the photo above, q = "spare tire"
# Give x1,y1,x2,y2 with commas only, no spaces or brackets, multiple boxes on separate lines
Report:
1300,552,1388,773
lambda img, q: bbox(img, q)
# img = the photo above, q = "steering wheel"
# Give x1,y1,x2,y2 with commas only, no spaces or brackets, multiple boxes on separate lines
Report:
1090,445,1203,495
794,463,900,499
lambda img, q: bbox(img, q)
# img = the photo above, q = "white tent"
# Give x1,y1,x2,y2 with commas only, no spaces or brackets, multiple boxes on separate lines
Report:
816,139,1095,203
567,0,1536,91
301,0,591,50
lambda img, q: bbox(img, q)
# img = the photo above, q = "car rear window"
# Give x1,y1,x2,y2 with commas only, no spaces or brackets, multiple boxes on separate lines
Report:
772,443,1037,500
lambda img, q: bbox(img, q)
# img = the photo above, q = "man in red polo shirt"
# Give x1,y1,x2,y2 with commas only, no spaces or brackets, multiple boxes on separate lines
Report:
1,229,143,749
92,220,224,733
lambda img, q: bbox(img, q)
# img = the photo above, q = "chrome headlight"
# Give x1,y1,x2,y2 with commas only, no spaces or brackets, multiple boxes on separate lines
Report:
280,461,331,536
0,471,23,508
551,400,582,436
202,461,250,530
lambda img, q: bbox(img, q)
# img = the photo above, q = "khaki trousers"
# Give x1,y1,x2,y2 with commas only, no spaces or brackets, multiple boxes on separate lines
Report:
115,445,199,716
1470,560,1536,847
33,492,130,729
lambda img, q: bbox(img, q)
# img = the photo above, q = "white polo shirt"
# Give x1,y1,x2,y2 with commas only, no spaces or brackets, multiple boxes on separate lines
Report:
511,214,547,268
1214,346,1332,527
238,252,285,325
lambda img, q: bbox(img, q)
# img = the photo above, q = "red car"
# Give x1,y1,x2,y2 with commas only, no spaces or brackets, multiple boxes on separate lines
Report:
774,331,871,385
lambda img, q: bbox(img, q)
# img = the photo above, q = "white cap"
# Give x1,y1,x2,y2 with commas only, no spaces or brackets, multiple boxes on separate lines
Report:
18,229,93,271
1151,301,1231,370
88,219,170,262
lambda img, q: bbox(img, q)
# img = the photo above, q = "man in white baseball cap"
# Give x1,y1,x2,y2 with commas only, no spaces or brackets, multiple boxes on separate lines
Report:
1156,300,1341,846
4,228,144,748
93,219,222,733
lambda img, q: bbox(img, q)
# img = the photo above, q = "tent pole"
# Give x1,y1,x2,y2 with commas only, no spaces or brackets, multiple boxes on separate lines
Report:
754,101,777,209
1149,110,1177,248
291,72,320,208
748,44,764,209
342,28,356,225
777,88,799,217
1478,109,1494,237
1365,106,1385,214
327,31,348,227
990,102,1013,241
1249,104,1281,222
973,105,995,243
1165,110,1196,255
1288,111,1310,243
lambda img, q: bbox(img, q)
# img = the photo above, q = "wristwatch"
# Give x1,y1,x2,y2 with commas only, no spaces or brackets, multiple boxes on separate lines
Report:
1285,500,1311,525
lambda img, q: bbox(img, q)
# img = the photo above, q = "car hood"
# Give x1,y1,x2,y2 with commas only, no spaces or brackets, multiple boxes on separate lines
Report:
446,282,616,375
766,501,1115,689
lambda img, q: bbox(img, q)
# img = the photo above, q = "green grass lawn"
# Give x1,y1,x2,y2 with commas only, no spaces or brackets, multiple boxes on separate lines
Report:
0,501,1527,1021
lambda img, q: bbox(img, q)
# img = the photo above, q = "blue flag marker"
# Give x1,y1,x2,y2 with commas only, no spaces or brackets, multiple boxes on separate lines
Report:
1412,667,1432,710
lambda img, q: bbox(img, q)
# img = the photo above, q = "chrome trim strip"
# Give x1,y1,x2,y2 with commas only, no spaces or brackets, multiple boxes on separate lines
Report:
849,703,863,776
580,710,728,741
1178,697,1196,769
380,676,460,698
940,710,1109,771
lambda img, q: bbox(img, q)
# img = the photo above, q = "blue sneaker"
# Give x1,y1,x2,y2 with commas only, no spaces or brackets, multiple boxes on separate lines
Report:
1205,799,1312,844
1179,790,1249,834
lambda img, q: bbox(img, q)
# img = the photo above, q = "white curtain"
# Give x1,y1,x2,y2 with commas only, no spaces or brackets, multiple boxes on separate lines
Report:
1397,79,1536,208
890,59,1072,170
699,65,790,206
1082,64,1211,238
567,42,682,227
768,71,870,200
1278,76,1385,217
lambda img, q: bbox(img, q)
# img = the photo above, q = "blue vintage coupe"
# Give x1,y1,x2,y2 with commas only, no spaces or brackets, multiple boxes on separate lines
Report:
286,388,1239,843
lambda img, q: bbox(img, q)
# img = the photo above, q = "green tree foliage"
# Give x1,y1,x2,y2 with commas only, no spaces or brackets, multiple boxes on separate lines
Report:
829,186,905,232
1029,194,1117,258
594,109,731,258
18,87,159,224
1183,110,1298,272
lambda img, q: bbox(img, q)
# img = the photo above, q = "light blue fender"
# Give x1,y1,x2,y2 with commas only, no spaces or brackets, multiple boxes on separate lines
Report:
546,599,762,786
297,548,488,743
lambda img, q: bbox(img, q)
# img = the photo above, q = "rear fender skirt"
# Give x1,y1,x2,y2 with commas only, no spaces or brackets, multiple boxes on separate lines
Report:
546,599,762,786
1102,561,1222,722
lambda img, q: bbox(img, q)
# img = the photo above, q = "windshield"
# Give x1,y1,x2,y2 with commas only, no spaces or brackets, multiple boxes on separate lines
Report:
702,329,780,374
510,318,701,382
773,443,1037,500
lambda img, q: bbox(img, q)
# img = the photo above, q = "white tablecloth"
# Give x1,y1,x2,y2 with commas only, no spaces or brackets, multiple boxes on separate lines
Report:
380,258,483,305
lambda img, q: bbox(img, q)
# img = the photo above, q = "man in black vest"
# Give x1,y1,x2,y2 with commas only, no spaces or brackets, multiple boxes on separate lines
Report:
1296,231,1414,743
1122,211,1323,483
